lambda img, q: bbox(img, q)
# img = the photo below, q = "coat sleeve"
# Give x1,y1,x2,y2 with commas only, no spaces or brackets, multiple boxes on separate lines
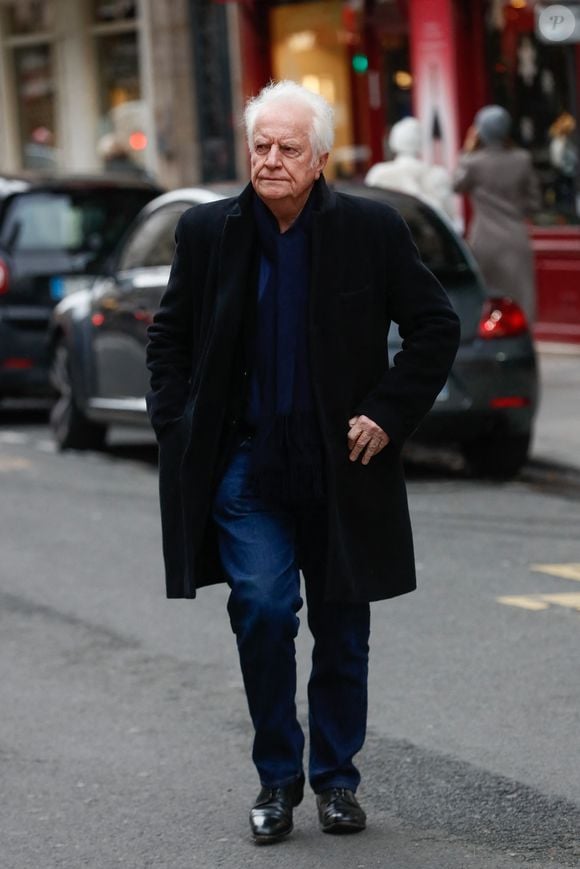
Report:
145,212,196,438
452,152,475,193
354,212,461,446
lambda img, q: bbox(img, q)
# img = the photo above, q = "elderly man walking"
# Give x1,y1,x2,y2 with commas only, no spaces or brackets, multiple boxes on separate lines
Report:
146,80,460,844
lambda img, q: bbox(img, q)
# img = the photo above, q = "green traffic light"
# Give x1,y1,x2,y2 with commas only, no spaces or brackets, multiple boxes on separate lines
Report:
352,53,369,74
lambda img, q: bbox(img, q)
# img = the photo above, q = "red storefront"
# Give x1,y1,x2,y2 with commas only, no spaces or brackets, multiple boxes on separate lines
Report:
235,0,580,343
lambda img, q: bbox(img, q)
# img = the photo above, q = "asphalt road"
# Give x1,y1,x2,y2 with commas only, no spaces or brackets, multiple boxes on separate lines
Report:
0,410,579,869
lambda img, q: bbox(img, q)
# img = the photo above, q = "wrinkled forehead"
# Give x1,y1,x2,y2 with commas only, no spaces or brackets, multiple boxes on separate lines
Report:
253,101,315,143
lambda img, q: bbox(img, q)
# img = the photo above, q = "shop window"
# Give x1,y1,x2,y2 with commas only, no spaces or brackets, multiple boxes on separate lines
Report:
1,0,58,169
270,1,356,179
92,1,137,24
5,0,54,35
485,0,579,225
96,32,140,121
368,1,412,161
92,10,147,177
13,44,58,170
382,39,412,140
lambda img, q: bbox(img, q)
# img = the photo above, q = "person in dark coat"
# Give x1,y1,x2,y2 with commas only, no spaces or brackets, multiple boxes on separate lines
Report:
146,80,460,844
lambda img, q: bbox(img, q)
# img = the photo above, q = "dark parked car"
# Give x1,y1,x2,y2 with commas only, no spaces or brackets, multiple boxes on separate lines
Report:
0,173,161,400
49,183,538,478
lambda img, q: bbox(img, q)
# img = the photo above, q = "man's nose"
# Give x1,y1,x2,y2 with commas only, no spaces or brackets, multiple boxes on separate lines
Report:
264,144,281,166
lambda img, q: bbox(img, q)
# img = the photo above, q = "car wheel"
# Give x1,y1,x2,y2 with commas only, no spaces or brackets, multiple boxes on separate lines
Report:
462,433,531,480
49,341,107,451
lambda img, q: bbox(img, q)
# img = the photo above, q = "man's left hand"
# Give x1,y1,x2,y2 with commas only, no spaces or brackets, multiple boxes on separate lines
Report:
348,415,390,465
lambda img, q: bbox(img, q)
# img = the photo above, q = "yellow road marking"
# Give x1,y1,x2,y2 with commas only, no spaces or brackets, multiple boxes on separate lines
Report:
497,593,580,613
0,457,32,472
497,596,550,611
530,564,580,583
541,593,580,611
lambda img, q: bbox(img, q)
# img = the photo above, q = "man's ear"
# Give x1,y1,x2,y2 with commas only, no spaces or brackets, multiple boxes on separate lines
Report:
315,152,329,177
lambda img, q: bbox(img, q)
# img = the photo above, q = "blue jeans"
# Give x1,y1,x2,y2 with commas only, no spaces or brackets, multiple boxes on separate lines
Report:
212,439,370,793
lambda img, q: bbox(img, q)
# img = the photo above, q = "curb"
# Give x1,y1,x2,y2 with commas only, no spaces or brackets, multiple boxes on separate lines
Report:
536,341,580,357
522,458,580,495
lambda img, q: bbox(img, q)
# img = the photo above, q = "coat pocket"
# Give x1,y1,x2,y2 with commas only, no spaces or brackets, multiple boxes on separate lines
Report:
338,284,372,302
338,284,373,312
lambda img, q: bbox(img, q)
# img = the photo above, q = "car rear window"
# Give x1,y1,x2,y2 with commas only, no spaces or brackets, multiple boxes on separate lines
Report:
0,188,155,258
396,201,466,274
336,184,469,276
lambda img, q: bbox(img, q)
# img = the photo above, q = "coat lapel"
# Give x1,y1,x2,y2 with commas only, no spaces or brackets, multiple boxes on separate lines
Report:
205,184,257,370
310,177,342,321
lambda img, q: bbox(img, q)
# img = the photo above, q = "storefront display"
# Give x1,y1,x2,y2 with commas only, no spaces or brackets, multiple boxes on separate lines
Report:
269,0,359,178
95,30,144,170
481,1,580,341
484,0,579,226
91,1,147,174
237,0,579,342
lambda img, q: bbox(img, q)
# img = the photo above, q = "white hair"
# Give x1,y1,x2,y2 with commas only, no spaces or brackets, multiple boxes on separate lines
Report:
389,117,423,157
244,80,335,161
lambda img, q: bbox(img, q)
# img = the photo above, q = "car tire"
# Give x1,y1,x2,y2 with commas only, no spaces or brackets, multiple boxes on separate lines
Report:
462,433,531,480
49,341,107,451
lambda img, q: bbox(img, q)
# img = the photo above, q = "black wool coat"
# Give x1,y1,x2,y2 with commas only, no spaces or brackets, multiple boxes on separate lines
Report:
146,179,460,603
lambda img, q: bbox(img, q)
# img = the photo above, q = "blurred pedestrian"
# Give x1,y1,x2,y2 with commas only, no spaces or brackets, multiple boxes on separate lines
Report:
146,80,459,844
365,117,461,230
454,105,541,323
548,111,578,218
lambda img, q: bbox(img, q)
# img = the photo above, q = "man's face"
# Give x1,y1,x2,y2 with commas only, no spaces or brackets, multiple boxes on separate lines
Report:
250,102,328,211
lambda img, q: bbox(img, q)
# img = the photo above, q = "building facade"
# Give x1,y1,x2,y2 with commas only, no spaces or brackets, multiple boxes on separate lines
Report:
0,0,247,186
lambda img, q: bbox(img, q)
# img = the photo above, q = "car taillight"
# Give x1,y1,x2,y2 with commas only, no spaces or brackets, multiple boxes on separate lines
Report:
478,297,528,339
489,396,530,409
1,358,34,370
0,258,9,295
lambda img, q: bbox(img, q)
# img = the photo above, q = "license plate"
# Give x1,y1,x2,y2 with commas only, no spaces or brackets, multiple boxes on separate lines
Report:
49,276,65,301
50,274,95,301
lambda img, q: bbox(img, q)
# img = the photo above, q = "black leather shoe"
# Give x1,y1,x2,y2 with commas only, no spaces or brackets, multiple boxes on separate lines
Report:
250,775,304,844
316,787,366,834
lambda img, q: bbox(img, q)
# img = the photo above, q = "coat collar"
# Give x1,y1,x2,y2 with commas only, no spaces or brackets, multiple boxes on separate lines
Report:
230,175,337,220
216,175,340,330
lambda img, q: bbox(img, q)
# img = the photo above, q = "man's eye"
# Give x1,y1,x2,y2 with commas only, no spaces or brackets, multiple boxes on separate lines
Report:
282,147,299,157
255,144,270,155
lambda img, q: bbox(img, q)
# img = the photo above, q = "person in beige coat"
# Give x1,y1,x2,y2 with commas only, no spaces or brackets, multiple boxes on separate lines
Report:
454,105,541,323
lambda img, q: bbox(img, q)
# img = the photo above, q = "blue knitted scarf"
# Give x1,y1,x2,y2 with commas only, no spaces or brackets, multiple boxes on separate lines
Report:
247,191,324,504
